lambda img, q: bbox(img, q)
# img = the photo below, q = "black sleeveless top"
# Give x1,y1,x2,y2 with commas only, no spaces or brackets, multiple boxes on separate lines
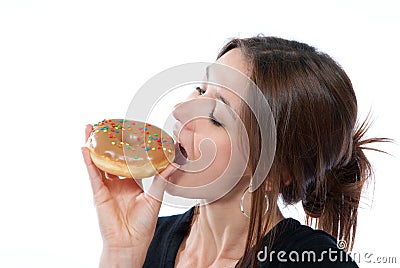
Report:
143,207,358,267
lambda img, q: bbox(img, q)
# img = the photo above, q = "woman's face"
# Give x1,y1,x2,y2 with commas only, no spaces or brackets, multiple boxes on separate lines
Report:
167,48,252,200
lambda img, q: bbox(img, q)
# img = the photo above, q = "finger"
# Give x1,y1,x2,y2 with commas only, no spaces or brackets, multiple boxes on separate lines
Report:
85,124,93,142
147,164,180,204
81,146,106,195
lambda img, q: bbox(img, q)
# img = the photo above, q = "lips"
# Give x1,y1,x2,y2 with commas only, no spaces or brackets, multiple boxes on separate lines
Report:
173,123,189,165
174,142,188,165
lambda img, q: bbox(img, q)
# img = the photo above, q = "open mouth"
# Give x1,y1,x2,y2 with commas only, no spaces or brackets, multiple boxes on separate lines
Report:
174,142,188,165
179,143,188,158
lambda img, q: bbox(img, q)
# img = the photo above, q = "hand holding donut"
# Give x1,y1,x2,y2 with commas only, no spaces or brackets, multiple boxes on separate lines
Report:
81,123,179,267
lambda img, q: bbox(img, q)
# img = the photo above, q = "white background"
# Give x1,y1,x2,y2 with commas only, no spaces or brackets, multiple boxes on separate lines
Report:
1,0,399,267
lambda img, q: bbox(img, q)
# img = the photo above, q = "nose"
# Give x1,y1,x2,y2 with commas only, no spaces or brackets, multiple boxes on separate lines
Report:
172,101,184,123
172,98,214,128
172,100,194,130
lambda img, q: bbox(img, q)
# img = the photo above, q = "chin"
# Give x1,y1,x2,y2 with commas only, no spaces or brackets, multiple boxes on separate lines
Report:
165,169,240,203
165,169,212,199
165,181,202,199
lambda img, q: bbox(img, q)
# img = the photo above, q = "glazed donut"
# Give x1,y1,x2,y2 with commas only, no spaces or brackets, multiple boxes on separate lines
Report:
86,119,176,178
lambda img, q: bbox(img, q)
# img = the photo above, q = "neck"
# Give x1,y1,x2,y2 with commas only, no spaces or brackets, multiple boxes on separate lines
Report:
195,197,249,260
181,181,284,266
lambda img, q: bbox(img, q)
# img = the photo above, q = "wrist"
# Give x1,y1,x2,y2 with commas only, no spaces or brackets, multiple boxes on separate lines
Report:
100,246,147,268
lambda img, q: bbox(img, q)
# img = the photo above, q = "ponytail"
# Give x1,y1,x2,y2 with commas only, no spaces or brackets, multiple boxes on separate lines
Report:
303,117,393,250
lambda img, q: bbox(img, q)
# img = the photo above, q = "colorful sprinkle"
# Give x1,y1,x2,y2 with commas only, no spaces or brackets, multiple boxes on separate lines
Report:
92,120,176,158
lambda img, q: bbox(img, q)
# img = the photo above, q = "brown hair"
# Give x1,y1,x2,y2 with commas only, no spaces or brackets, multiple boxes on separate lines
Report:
216,36,393,267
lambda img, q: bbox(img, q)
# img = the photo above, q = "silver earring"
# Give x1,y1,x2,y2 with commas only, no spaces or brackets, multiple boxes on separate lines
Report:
240,186,269,218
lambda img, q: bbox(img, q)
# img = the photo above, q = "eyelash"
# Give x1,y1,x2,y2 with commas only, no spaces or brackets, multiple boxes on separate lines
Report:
209,113,222,127
195,86,222,127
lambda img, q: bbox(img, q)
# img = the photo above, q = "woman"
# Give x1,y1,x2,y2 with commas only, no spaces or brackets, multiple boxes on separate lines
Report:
82,36,390,267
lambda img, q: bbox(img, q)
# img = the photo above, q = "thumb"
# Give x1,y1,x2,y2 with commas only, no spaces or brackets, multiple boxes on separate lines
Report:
147,164,180,204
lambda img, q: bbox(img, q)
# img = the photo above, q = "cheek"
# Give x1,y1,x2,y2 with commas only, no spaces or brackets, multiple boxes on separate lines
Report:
213,140,232,170
169,130,232,185
194,130,233,182
193,126,231,166
169,139,232,188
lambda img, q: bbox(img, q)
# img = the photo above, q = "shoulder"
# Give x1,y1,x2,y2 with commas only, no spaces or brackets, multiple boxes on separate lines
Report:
257,218,359,268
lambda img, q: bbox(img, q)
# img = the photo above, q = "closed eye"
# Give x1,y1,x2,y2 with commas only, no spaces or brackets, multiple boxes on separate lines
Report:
209,112,222,127
195,87,222,127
